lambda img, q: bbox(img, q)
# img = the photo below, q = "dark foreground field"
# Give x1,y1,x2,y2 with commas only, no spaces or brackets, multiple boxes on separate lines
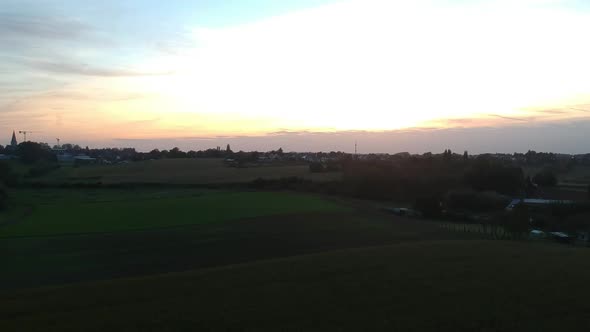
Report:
3,241,590,331
1,189,590,331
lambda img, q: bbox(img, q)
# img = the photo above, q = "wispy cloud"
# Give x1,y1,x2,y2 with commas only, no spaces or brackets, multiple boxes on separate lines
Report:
486,114,531,122
538,109,568,115
24,60,172,77
0,12,90,41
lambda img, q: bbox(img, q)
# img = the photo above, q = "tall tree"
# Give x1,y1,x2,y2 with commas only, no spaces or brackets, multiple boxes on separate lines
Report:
17,142,56,164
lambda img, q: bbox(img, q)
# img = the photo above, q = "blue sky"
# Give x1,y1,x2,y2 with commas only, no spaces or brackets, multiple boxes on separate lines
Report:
2,0,590,152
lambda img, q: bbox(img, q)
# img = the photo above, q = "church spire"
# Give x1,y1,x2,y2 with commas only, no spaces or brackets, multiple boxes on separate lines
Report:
10,130,18,147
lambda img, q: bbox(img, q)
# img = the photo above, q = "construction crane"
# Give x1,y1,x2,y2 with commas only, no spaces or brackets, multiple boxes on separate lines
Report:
18,130,37,142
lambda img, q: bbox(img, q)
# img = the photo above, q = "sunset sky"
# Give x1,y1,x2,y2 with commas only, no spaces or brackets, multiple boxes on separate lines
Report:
2,0,590,153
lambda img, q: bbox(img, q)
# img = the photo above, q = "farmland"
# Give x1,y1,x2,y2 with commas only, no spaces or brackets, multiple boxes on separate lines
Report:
0,188,468,291
35,158,342,184
0,190,347,237
3,236,590,331
2,187,590,331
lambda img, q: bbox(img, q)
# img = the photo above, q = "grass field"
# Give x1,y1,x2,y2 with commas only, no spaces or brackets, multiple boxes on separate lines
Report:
1,190,347,237
2,240,590,331
36,158,342,184
2,188,590,331
0,188,471,291
522,165,590,200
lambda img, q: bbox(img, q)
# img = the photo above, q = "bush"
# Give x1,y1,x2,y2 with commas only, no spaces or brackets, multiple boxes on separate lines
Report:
533,170,557,187
0,183,7,211
0,162,18,187
444,190,510,212
414,195,443,218
502,203,531,237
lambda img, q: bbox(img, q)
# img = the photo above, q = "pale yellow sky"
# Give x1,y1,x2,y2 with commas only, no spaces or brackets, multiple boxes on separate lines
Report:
2,0,590,150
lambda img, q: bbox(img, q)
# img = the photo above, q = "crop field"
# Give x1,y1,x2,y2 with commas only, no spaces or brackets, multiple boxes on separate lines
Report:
522,165,590,200
1,189,347,237
37,158,342,184
523,165,590,185
3,239,590,331
0,188,471,291
2,188,590,331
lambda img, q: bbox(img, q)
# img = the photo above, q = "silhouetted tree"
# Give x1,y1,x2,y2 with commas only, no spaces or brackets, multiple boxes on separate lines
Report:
525,176,537,197
148,149,162,159
443,149,453,162
168,147,187,159
498,202,531,239
60,143,82,152
17,142,56,164
532,170,557,187
463,151,469,161
465,159,524,195
226,144,232,154
414,195,443,218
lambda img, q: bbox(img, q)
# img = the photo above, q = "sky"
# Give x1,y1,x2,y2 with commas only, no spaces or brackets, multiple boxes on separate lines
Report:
1,0,590,153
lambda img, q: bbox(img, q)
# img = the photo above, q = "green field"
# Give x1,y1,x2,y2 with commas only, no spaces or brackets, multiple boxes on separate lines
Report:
2,188,590,331
37,158,342,184
1,190,347,237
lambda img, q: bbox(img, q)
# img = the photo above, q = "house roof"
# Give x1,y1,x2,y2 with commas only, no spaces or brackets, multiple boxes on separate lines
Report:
506,198,575,210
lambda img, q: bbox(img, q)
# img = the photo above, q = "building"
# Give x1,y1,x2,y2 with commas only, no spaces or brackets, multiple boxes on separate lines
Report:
506,198,574,211
10,130,17,147
73,155,97,165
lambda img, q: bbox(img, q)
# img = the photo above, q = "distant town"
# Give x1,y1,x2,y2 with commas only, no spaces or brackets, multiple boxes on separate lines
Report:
2,130,590,167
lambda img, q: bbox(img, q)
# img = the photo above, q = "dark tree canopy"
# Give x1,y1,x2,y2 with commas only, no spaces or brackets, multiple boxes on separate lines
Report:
17,142,56,164
532,170,558,187
167,147,187,159
465,159,524,195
